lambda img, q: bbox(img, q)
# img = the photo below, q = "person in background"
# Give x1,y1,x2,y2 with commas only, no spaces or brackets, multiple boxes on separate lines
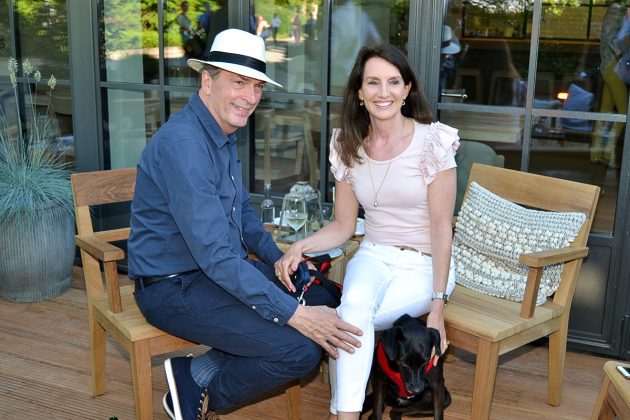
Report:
592,2,628,169
292,12,301,42
271,13,281,44
176,1,192,48
256,15,271,40
128,29,361,420
275,43,459,420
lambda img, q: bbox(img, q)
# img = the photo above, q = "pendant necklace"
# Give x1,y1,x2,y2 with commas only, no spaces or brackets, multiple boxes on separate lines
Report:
366,117,406,208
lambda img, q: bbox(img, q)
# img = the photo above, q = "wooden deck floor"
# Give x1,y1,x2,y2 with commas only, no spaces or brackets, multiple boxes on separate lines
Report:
0,269,618,419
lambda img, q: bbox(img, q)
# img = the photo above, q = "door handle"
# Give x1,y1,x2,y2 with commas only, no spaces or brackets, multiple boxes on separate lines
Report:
441,92,468,101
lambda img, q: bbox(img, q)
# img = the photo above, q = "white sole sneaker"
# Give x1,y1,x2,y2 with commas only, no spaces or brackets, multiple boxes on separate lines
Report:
164,358,183,420
162,392,175,419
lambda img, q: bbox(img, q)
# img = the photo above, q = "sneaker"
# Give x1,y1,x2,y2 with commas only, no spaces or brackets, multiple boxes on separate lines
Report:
164,357,210,420
163,392,175,419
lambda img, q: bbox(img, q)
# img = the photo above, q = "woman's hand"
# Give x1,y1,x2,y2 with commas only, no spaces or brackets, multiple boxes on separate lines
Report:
274,243,304,293
426,300,448,366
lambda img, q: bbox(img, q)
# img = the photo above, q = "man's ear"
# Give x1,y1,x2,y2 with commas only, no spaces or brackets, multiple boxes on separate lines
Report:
428,327,442,358
201,70,213,96
381,327,402,360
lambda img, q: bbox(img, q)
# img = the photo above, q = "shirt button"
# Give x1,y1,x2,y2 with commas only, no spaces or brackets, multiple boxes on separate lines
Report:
231,175,235,181
273,317,279,323
252,305,256,309
232,207,236,212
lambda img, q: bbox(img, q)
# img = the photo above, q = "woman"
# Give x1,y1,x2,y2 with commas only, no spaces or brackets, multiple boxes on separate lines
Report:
275,43,459,419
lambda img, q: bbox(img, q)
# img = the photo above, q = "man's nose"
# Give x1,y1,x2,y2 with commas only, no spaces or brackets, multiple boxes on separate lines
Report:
243,85,259,104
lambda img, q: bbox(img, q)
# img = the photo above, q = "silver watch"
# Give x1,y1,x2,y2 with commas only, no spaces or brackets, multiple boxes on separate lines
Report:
431,291,449,304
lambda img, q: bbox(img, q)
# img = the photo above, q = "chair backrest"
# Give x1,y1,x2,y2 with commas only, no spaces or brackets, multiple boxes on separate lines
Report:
71,168,136,303
466,163,600,308
454,140,505,215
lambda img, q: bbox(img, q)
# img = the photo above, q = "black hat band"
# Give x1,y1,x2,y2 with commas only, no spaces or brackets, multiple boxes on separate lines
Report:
206,51,266,74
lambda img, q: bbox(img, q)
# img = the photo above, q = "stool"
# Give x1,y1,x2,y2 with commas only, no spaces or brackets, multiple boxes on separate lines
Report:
591,361,630,419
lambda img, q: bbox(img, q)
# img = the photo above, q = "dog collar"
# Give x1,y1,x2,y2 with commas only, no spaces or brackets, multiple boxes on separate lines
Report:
376,341,434,398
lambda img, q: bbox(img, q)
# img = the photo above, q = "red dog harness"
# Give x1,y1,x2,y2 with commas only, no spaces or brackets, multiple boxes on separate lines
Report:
376,341,434,398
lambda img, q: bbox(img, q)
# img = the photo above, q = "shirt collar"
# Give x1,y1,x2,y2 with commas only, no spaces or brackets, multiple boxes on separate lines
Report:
189,92,237,147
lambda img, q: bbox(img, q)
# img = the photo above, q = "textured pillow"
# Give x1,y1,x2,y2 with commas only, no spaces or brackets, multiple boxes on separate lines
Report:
453,182,586,305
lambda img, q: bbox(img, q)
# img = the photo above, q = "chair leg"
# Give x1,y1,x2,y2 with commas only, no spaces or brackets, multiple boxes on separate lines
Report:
471,340,500,420
548,323,568,406
130,341,153,420
590,375,612,420
284,378,301,420
89,308,106,396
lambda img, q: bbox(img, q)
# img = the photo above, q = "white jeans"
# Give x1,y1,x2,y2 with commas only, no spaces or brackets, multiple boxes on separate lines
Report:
329,240,456,414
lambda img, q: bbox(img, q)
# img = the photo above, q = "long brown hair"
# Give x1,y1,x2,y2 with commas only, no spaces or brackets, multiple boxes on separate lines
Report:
334,44,433,168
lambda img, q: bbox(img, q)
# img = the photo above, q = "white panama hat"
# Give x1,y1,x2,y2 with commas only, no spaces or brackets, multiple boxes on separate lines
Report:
441,25,461,55
187,28,282,87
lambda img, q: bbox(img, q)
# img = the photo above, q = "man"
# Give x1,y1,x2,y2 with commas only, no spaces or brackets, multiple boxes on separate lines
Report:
271,13,281,44
128,29,361,420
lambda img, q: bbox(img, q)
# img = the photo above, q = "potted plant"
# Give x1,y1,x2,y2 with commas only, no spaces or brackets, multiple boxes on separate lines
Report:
0,58,75,302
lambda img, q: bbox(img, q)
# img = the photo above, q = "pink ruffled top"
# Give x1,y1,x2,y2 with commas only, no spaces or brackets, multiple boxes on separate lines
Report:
329,121,460,253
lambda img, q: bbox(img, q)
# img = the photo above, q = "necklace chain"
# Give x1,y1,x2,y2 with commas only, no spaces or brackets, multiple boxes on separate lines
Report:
366,117,406,208
367,156,392,208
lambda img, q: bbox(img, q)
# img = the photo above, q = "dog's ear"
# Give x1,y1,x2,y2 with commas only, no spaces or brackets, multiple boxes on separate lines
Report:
381,326,402,360
428,327,443,358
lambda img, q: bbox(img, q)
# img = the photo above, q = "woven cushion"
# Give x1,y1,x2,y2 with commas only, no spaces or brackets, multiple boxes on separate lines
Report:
453,182,586,305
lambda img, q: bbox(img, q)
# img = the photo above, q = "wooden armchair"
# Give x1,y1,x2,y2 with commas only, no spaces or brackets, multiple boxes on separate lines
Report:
445,163,600,419
71,168,301,420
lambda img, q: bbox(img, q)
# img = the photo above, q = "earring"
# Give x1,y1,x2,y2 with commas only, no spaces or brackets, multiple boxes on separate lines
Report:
359,100,364,106
402,99,406,106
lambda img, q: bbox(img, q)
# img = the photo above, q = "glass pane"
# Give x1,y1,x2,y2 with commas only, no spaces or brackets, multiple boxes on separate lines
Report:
165,1,229,86
440,108,524,157
102,88,160,169
15,0,69,79
100,0,159,84
528,117,620,234
1,79,75,168
536,2,597,104
0,1,11,73
330,0,410,96
442,1,531,105
166,89,193,117
249,1,324,94
324,102,342,203
251,99,322,194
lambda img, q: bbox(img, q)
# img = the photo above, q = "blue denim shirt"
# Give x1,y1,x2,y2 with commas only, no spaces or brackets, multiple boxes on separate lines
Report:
128,93,298,324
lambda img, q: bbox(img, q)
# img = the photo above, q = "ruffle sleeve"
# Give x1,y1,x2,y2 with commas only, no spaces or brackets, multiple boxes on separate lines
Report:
419,122,460,185
328,128,353,183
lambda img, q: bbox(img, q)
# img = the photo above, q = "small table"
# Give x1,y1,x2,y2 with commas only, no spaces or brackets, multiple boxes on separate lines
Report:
591,361,630,419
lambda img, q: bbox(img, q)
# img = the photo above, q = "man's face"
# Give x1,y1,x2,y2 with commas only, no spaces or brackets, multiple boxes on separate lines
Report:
201,69,265,135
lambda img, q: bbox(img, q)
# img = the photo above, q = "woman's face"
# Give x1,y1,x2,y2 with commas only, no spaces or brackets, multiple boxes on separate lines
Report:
358,57,411,123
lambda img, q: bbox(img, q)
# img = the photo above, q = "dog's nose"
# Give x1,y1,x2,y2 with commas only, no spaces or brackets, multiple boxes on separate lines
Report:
407,382,425,395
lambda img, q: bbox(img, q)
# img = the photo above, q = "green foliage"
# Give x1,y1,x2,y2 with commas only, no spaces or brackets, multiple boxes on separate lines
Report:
0,58,73,229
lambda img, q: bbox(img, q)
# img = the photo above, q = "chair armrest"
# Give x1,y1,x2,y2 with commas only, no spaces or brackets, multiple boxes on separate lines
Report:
93,227,130,243
75,234,125,262
519,246,589,267
519,246,589,319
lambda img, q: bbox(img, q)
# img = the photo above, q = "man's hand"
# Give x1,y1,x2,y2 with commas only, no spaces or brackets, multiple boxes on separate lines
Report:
287,305,362,359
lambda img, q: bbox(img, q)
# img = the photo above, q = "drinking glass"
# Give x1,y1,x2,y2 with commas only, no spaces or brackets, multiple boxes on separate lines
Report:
283,194,307,240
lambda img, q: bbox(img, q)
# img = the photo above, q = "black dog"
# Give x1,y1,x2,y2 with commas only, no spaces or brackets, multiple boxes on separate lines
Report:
363,314,451,420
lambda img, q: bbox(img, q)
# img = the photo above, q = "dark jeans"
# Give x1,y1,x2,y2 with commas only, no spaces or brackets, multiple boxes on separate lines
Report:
134,259,322,411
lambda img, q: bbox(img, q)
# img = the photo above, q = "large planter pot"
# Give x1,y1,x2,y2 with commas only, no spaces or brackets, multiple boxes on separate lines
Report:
0,204,75,302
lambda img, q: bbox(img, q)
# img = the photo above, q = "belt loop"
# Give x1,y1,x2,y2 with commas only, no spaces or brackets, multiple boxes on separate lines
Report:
134,278,145,292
